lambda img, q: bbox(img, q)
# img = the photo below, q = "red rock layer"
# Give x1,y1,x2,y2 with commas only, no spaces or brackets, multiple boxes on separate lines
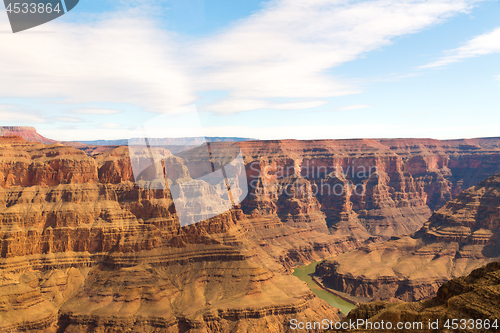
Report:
315,173,500,302
0,140,344,332
341,261,500,333
0,127,55,144
237,138,500,240
1,136,500,331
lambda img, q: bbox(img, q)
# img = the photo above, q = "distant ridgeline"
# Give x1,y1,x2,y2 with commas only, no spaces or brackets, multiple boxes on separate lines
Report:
80,137,257,146
0,126,255,147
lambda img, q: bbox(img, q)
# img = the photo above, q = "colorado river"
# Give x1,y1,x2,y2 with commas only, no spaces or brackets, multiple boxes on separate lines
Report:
293,260,356,315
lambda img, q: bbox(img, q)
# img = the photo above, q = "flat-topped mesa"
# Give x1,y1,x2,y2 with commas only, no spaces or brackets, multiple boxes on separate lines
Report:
315,172,500,303
0,126,56,144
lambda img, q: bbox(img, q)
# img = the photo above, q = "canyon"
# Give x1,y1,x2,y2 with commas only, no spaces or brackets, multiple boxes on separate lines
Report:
0,136,345,332
237,138,500,242
1,127,500,331
315,172,500,303
341,260,500,333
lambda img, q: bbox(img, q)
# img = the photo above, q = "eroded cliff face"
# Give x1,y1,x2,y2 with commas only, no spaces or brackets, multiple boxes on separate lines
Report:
237,138,500,241
341,261,500,333
1,135,500,332
0,127,55,144
0,138,344,332
315,172,500,303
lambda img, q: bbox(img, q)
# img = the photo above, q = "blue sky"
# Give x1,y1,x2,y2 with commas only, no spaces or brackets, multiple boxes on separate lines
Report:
0,0,499,141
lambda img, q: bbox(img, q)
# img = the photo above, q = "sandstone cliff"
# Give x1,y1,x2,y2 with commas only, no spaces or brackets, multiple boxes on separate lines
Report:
339,260,500,332
9,130,500,242
0,127,55,144
237,138,500,242
0,137,344,332
315,172,500,302
2,135,500,332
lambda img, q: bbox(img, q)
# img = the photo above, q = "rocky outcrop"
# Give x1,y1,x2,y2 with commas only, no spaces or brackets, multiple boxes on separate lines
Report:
238,138,500,241
0,127,55,144
315,172,500,302
62,136,500,242
2,134,500,331
0,140,97,188
0,138,343,332
341,261,500,332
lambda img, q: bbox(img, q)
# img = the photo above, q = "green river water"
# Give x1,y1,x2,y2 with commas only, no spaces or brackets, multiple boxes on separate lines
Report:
292,260,357,315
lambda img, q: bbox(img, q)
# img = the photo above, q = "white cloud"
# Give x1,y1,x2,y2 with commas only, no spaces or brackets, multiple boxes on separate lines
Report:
0,105,45,123
420,26,500,68
0,0,489,135
336,104,372,111
71,108,123,115
53,116,84,122
193,0,482,102
0,11,195,113
205,99,327,113
99,122,122,129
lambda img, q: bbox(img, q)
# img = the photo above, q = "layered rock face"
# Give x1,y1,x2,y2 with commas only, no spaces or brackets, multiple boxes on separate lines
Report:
1,135,500,331
315,172,500,302
341,261,500,333
0,138,344,332
238,138,500,240
0,127,55,144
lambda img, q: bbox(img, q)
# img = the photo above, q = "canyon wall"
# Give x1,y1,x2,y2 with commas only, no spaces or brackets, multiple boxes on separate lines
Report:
341,260,500,333
0,137,346,332
1,132,500,331
0,127,55,144
237,138,500,241
315,172,500,303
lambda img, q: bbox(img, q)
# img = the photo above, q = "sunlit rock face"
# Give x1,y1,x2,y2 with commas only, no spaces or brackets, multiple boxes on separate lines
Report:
343,261,500,331
0,138,344,332
238,138,500,241
1,135,500,331
0,127,55,144
315,172,500,303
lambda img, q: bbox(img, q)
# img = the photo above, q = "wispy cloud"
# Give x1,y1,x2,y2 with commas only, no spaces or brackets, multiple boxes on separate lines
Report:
0,0,488,136
205,99,327,113
53,116,84,122
193,0,482,104
0,105,45,123
336,104,372,111
71,108,123,115
420,26,500,69
0,12,195,113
